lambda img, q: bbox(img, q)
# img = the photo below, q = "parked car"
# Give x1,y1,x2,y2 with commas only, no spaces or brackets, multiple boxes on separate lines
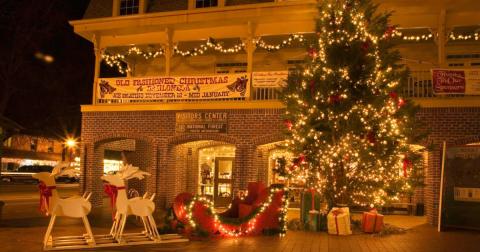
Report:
0,165,79,183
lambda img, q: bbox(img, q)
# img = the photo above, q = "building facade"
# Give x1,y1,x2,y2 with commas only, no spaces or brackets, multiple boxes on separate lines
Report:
71,0,480,225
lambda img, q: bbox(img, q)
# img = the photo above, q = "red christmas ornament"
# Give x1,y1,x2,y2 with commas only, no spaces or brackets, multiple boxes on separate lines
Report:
384,26,395,41
389,91,398,100
329,94,341,105
284,120,292,131
309,47,315,56
310,79,316,93
357,135,365,140
366,130,380,151
398,99,407,109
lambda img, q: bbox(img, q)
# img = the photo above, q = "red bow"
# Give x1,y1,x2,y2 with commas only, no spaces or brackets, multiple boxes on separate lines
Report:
309,47,314,56
389,91,398,100
361,40,371,50
331,208,344,216
38,182,55,216
385,26,395,41
104,184,125,221
290,154,306,171
403,155,413,178
329,94,341,105
398,99,406,109
310,79,316,93
366,130,380,151
284,120,292,131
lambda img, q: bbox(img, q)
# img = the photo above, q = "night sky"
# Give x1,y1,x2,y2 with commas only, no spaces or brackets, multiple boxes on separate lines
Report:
0,0,109,140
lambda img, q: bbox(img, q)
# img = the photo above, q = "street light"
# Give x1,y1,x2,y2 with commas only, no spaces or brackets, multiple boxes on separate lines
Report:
67,140,75,147
66,139,76,164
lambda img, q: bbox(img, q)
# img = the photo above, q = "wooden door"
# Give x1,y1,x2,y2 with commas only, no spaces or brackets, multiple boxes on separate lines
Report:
214,157,234,207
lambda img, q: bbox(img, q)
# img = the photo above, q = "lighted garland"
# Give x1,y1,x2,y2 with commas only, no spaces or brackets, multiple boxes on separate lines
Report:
449,32,479,41
174,37,244,58
102,46,164,74
390,29,433,41
255,34,305,52
184,185,289,237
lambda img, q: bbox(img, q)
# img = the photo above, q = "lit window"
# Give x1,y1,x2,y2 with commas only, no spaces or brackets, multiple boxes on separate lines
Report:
120,0,139,16
196,0,218,8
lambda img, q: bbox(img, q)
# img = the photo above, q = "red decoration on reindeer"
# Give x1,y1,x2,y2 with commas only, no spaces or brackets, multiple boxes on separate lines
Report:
104,184,125,221
290,154,307,171
38,182,55,216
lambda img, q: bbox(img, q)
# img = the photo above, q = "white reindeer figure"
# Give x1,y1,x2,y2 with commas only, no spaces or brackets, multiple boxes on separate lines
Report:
32,161,95,248
101,164,160,243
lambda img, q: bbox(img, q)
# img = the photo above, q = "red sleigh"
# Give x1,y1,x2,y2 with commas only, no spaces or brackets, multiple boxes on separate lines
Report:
173,182,288,239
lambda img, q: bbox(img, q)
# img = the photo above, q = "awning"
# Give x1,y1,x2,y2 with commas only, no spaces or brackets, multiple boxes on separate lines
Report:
2,148,62,161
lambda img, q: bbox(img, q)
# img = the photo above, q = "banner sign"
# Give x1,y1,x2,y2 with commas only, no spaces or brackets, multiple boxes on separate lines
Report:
252,71,288,87
441,145,480,229
431,69,480,94
175,112,228,134
98,74,250,100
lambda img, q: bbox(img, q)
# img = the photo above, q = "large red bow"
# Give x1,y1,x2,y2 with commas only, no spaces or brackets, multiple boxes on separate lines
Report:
290,154,307,171
104,184,125,221
403,155,413,178
331,208,344,216
329,94,341,105
38,182,55,216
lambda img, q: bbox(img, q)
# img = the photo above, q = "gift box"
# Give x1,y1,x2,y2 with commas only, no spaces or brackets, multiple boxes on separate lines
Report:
327,207,352,235
363,204,382,214
300,191,322,227
361,210,383,233
308,210,319,231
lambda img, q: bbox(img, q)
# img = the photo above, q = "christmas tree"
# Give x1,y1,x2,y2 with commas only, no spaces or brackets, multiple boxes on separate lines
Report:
279,0,428,207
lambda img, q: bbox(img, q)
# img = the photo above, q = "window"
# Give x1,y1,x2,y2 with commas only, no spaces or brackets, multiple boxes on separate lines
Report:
287,60,305,64
196,0,218,8
120,0,139,16
472,63,480,66
3,137,12,147
449,63,464,67
216,62,247,67
48,140,54,153
234,70,247,73
217,70,229,74
30,139,38,151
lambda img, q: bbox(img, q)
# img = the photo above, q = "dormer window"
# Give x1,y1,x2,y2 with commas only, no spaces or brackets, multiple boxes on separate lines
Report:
196,0,218,8
120,0,139,15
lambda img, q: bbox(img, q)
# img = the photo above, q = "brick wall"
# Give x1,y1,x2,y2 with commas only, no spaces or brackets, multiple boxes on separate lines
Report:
415,107,480,225
147,0,188,13
103,139,136,151
83,0,113,20
225,0,274,6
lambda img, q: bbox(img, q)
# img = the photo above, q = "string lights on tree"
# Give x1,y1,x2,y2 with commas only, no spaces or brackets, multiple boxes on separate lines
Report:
278,0,429,208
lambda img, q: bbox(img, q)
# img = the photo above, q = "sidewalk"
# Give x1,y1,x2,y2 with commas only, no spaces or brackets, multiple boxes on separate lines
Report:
1,201,479,252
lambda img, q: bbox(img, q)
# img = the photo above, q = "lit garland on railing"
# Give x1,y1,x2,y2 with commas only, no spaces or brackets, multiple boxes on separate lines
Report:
102,46,165,74
449,32,479,41
255,34,304,52
174,37,244,58
184,185,289,237
391,29,433,41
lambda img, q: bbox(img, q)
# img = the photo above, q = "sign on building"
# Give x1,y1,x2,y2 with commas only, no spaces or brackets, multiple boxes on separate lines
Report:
251,71,288,87
175,112,228,134
431,69,480,94
440,145,480,230
98,74,250,100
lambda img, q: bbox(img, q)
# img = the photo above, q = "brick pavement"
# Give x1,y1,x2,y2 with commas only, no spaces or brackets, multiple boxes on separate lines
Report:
1,202,479,252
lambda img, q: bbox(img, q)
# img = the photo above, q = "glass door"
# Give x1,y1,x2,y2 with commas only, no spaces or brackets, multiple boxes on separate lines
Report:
214,157,234,207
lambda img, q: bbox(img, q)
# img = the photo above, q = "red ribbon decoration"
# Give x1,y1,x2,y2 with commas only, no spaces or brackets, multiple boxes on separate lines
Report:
329,94,341,105
398,99,406,109
38,182,56,216
289,154,306,171
403,155,413,178
309,47,314,56
310,79,316,93
389,91,398,100
284,120,292,131
104,184,125,221
366,130,380,151
306,189,316,230
385,26,395,41
331,208,343,235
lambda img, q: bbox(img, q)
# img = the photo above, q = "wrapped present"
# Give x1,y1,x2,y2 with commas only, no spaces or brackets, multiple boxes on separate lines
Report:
361,210,383,233
308,210,319,231
327,207,352,235
300,191,321,227
364,204,383,214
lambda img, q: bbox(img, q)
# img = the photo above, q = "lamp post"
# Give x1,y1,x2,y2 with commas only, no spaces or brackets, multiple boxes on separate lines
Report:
66,139,76,165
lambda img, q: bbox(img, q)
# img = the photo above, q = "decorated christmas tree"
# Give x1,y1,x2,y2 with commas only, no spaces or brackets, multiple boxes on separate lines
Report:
278,0,428,207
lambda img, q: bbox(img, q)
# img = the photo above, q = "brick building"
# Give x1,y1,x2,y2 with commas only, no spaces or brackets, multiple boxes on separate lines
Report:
70,0,480,226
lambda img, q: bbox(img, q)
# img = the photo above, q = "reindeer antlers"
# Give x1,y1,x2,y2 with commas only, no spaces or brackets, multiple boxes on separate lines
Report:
50,161,82,178
117,164,151,180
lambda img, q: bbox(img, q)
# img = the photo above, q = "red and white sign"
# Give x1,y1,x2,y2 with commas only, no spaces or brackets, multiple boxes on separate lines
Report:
252,71,288,87
97,74,250,100
431,69,480,94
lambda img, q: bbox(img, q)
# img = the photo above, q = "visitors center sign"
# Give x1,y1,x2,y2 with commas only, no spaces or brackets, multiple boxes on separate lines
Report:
97,74,250,100
431,69,480,95
175,112,228,134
